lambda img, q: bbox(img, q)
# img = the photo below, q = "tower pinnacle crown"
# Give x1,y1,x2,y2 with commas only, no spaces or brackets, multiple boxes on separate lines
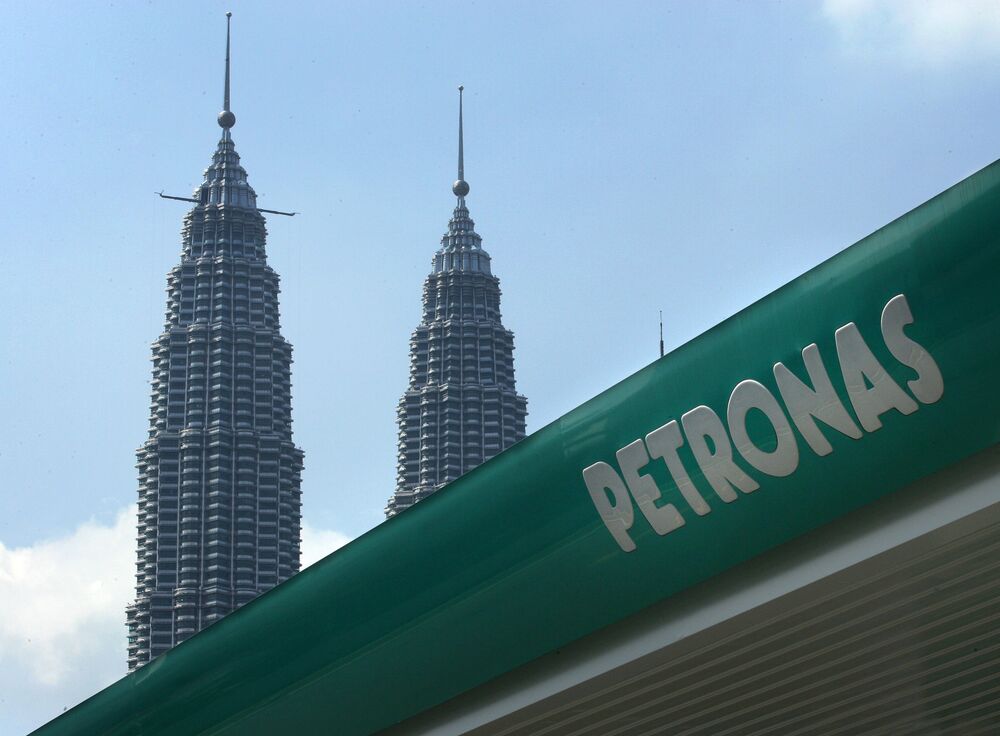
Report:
218,13,236,130
452,86,470,198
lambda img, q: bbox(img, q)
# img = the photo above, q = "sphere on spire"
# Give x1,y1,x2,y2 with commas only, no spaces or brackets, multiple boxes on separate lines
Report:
218,110,236,128
453,179,470,197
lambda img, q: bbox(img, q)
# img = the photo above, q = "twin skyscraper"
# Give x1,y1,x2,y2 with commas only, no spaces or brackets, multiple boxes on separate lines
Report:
387,86,528,516
127,15,527,669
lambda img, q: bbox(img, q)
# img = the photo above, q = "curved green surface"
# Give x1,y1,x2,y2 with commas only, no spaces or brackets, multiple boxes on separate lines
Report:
33,159,1000,735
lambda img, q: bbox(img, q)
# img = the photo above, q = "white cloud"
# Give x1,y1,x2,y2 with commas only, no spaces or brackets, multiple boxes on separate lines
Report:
0,506,135,688
822,0,1000,65
0,506,135,733
0,508,351,733
300,523,352,568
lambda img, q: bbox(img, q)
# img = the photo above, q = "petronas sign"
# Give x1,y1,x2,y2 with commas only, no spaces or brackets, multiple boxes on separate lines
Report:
572,164,1000,568
585,293,945,553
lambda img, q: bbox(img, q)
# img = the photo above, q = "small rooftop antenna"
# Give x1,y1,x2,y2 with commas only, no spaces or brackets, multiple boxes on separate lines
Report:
659,311,664,358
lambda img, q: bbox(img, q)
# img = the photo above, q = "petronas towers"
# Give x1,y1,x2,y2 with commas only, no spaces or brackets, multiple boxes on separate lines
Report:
127,16,303,669
386,88,528,516
130,18,526,667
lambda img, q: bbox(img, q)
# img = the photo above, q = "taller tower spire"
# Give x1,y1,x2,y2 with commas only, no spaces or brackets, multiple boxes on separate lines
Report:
127,12,303,671
453,86,469,198
218,12,236,130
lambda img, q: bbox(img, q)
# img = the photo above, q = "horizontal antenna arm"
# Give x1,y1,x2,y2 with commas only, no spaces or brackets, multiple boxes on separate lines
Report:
157,191,199,203
157,192,298,216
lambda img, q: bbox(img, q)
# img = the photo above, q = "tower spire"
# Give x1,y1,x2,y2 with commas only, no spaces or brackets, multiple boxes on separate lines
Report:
452,86,470,198
218,12,236,130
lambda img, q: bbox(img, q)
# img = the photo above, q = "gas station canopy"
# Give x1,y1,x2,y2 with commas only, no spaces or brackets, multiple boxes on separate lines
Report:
35,160,1000,736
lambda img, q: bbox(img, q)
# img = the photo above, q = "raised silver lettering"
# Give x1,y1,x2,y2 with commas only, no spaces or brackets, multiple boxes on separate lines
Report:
681,406,759,502
616,440,686,536
835,322,918,432
645,420,711,516
774,343,862,456
881,294,944,404
727,379,800,477
583,462,636,552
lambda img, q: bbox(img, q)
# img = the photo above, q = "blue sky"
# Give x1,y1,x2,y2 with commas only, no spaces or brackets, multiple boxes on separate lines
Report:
3,0,1000,732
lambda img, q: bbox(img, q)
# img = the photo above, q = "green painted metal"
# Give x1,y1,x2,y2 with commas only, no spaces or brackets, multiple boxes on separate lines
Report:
34,160,1000,735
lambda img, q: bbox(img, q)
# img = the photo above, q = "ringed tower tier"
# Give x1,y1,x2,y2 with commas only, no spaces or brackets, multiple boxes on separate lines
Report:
127,14,304,670
387,88,528,517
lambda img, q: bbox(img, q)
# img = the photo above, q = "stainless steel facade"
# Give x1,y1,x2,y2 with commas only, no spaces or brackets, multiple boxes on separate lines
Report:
126,17,303,669
387,90,528,516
